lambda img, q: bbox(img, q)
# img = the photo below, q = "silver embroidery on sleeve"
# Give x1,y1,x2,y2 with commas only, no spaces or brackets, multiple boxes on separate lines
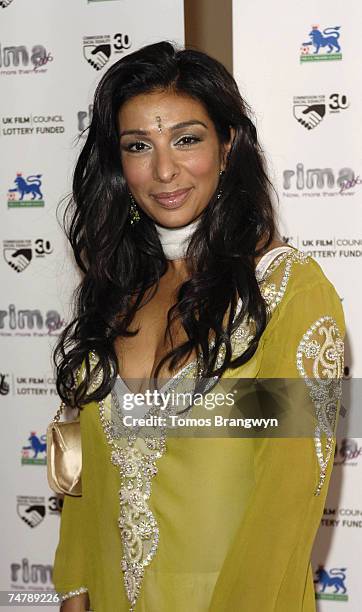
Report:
296,316,344,495
58,586,88,602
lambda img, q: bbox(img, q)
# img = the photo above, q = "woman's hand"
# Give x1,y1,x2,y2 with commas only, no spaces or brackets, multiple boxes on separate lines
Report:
60,591,90,611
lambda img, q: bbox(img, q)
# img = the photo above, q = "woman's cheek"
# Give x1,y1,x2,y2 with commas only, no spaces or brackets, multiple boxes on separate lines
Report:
122,156,151,189
185,151,220,178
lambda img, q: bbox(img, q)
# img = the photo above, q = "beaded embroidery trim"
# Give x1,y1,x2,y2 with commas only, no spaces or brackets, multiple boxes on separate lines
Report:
296,316,344,495
96,355,203,612
257,249,309,315
93,248,310,610
58,586,88,601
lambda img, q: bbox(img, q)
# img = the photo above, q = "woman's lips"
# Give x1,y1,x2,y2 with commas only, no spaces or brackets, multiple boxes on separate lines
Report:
151,188,192,209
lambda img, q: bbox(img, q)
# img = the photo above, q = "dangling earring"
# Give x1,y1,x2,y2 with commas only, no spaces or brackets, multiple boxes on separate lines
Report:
128,192,140,225
217,169,225,200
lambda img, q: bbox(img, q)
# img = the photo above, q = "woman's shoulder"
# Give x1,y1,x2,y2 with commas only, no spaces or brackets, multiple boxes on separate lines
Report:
258,245,342,315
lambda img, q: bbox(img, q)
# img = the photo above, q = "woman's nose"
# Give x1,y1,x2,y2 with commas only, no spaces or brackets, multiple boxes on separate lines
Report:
153,149,179,183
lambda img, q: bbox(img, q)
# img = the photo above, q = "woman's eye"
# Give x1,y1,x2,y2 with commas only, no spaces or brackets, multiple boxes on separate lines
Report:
176,135,201,147
123,141,150,152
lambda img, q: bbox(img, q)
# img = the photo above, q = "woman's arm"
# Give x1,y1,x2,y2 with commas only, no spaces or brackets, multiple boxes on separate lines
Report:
210,278,345,610
53,493,89,608
60,591,90,611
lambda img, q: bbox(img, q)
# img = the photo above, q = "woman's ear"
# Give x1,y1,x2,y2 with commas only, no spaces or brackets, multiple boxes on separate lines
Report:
221,127,236,170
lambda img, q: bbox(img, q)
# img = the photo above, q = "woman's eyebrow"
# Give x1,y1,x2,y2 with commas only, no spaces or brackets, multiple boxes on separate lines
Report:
119,120,208,137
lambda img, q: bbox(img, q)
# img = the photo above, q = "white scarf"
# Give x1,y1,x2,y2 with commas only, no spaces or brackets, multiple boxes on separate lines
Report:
153,216,201,260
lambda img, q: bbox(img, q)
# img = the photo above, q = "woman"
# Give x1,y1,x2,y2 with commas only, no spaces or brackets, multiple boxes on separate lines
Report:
52,42,345,611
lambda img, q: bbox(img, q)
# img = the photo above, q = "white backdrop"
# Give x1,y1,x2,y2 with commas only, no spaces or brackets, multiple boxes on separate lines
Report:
233,0,361,608
0,0,184,607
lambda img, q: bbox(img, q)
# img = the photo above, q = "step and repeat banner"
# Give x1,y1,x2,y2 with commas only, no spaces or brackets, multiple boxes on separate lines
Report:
0,0,184,606
233,0,361,609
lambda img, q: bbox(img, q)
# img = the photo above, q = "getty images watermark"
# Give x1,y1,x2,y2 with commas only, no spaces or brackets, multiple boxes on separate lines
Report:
106,377,350,438
119,387,279,431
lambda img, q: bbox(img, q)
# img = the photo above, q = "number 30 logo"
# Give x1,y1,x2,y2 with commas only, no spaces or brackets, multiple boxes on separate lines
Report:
113,33,131,51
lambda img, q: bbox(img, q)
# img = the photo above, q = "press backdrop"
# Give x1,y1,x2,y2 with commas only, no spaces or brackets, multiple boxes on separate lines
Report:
233,0,361,608
0,0,360,609
0,0,184,605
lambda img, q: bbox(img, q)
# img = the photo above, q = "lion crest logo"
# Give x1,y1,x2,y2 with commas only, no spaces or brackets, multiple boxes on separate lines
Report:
314,566,348,601
301,25,342,62
7,173,45,208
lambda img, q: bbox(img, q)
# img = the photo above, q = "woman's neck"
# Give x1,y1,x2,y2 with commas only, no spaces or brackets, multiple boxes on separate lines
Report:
153,216,201,261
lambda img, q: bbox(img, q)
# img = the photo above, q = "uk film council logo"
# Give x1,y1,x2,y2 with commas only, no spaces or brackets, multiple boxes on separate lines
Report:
0,0,15,8
300,25,342,62
3,239,53,273
7,173,44,208
21,431,46,465
293,93,349,130
83,33,131,70
314,566,348,601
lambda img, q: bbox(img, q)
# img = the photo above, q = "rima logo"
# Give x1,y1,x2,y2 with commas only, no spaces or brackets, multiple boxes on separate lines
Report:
77,104,93,135
0,43,53,74
300,25,342,62
282,163,355,198
7,173,44,208
10,557,53,589
0,304,64,336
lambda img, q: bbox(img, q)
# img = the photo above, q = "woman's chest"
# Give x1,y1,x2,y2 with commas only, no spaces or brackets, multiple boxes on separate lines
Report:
114,280,197,388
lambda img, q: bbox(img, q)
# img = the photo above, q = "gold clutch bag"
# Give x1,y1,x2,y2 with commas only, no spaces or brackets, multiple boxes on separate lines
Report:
46,402,82,497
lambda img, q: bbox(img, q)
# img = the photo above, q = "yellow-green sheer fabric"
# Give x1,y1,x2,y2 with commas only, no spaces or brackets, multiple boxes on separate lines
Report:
52,249,345,611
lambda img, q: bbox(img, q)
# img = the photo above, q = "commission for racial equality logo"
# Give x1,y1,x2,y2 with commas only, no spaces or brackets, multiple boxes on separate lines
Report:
17,494,61,528
7,172,44,208
3,238,53,273
83,32,131,70
300,25,342,62
293,93,349,130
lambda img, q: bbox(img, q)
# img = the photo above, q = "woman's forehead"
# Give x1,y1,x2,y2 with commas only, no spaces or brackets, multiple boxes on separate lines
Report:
118,90,211,128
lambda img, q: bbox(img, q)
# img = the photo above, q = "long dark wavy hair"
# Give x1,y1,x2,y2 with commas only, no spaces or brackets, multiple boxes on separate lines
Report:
54,41,278,407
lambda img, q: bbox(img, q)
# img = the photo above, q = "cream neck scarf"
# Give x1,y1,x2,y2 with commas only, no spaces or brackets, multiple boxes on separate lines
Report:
153,216,201,260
